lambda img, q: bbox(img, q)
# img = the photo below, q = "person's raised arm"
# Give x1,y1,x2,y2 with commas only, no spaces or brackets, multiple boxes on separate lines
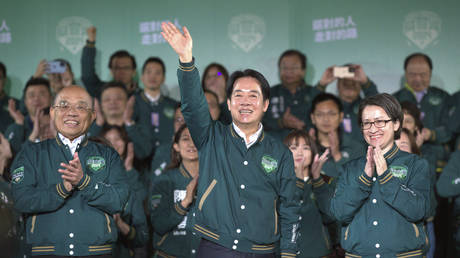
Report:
161,22,213,150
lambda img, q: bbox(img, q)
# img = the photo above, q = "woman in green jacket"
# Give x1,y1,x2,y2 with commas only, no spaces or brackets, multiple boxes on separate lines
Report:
284,130,331,258
150,124,201,258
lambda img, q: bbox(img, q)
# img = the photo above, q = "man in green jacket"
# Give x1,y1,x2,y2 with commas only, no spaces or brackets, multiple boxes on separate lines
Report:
11,86,129,257
161,22,300,258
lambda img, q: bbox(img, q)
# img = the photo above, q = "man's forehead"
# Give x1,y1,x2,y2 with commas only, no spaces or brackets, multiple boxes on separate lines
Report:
233,77,262,93
26,84,49,93
57,88,91,103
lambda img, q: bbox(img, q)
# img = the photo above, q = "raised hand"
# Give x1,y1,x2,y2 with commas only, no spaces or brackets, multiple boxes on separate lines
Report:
8,99,24,125
161,22,193,63
87,26,96,42
350,64,368,84
373,144,387,176
58,152,84,190
28,109,43,141
33,59,48,78
328,130,341,161
311,149,330,180
364,146,375,178
94,98,105,126
124,142,134,171
318,66,336,88
282,107,305,130
181,176,198,208
123,96,135,125
0,133,12,160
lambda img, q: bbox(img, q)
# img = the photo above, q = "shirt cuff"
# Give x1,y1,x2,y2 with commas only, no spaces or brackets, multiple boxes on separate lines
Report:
378,170,393,185
56,182,71,199
358,172,373,187
312,177,326,188
174,201,189,216
76,174,91,190
179,58,195,71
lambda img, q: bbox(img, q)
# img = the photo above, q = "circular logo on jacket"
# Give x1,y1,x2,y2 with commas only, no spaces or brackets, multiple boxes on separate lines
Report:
403,11,441,49
389,165,408,180
428,96,441,106
56,16,92,55
163,106,175,119
86,156,106,172
12,166,24,184
261,155,278,174
228,14,265,53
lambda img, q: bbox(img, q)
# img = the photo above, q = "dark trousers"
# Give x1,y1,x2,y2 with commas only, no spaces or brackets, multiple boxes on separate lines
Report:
196,239,275,258
38,255,112,258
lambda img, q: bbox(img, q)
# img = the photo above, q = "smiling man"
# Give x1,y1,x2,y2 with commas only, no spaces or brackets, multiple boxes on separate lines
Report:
161,22,300,258
11,86,129,257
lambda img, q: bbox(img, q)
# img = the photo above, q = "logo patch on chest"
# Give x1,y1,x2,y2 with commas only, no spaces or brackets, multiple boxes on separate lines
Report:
12,166,24,184
389,165,408,180
163,106,175,119
261,155,278,174
86,156,106,172
429,96,441,106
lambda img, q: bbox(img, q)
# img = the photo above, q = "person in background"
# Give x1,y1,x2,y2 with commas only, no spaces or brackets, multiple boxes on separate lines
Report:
82,26,139,98
316,63,378,143
99,125,149,258
5,77,52,154
263,49,321,140
150,124,201,258
284,130,332,258
0,61,17,134
32,59,76,94
331,93,431,257
202,63,231,124
90,81,153,161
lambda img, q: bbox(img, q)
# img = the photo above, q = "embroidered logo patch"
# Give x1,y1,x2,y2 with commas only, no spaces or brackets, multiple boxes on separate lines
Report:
86,156,106,172
261,155,278,174
390,165,408,180
429,96,441,106
12,166,24,184
164,106,175,119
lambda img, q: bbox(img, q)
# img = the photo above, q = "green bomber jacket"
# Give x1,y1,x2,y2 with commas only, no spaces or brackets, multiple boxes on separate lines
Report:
11,135,129,256
177,59,301,257
150,164,201,258
330,144,431,257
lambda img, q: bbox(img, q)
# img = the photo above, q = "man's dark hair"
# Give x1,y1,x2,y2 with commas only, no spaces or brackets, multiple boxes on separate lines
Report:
358,93,403,139
311,93,343,114
142,57,165,75
400,101,424,131
108,50,137,69
404,53,433,71
202,63,229,89
278,49,307,70
0,62,6,77
23,77,51,96
226,69,270,101
101,81,128,97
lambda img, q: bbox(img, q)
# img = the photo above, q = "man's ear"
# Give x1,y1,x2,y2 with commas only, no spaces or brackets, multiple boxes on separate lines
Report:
263,99,269,112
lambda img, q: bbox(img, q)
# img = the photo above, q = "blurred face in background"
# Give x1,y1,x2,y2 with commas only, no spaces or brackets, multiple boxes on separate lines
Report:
25,84,51,117
142,61,165,92
101,87,128,119
311,100,343,135
104,128,127,157
405,56,431,92
288,137,312,170
396,131,412,153
279,55,305,87
111,57,136,87
204,66,226,102
338,79,361,103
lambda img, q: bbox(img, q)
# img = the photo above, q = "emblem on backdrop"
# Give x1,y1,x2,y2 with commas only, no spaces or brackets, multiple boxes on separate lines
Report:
228,14,266,53
403,11,441,49
56,16,92,55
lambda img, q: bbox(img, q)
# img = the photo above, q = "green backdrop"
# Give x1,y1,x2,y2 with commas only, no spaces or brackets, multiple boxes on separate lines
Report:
1,0,458,100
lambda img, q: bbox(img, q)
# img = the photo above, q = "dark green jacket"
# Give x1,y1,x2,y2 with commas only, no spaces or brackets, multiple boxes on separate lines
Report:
296,177,332,258
113,168,149,258
11,135,130,256
436,150,460,249
393,85,451,145
132,91,178,151
330,144,430,257
5,116,33,155
150,164,201,258
263,82,321,140
177,59,300,257
448,90,460,149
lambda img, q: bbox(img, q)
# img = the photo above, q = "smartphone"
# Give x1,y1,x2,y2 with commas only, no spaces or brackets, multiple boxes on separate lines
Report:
46,61,66,74
333,66,355,78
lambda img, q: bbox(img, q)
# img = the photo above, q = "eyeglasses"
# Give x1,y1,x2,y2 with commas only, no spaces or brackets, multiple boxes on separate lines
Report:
361,119,393,130
54,101,92,113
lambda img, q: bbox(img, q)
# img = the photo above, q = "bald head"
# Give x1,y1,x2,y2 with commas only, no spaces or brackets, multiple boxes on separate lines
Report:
54,85,93,109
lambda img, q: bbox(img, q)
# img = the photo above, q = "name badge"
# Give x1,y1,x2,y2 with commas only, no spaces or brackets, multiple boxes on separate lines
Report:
151,112,159,127
343,118,352,133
